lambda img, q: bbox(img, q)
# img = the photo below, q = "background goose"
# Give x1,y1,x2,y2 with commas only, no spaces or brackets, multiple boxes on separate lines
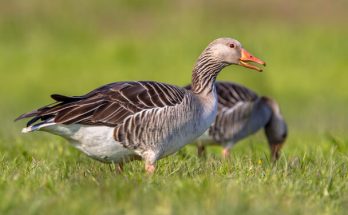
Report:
187,81,287,161
15,38,265,173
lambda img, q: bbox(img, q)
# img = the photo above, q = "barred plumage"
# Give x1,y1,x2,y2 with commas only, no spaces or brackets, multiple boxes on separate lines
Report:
190,81,287,160
16,38,266,173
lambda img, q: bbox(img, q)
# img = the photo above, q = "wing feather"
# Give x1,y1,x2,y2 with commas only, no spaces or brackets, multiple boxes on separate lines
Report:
209,102,256,142
215,81,258,109
17,81,187,127
207,81,260,142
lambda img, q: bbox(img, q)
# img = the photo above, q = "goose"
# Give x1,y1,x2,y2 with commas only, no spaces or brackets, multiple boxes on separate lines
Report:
15,38,266,173
187,81,287,161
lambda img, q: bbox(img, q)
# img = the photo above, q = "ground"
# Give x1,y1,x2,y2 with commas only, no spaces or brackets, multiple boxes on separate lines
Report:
1,133,348,214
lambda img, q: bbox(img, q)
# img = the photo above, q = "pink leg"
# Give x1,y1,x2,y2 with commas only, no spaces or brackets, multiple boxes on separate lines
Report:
115,163,124,174
222,148,230,159
145,162,156,174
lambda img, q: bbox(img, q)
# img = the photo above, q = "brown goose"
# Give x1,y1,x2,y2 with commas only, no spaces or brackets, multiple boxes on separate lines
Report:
187,81,287,161
15,38,265,173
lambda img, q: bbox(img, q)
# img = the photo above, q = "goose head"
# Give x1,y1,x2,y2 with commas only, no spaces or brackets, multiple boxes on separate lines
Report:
192,38,266,94
263,97,288,161
207,38,266,72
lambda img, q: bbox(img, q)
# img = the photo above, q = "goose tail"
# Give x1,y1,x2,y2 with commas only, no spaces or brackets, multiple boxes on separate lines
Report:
21,119,56,133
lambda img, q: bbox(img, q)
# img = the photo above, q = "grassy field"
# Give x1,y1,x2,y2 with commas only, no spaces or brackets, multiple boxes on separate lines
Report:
1,1,348,214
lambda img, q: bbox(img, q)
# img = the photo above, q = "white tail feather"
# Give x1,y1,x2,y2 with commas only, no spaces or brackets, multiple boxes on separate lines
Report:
21,120,56,133
21,127,32,133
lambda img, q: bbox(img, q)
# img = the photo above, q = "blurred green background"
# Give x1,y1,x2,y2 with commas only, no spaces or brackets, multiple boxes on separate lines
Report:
1,0,348,214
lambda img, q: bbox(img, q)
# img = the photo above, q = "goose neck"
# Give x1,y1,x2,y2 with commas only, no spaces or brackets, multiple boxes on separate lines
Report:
191,55,226,95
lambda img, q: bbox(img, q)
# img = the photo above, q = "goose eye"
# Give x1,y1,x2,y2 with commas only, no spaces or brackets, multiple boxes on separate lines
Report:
229,44,235,48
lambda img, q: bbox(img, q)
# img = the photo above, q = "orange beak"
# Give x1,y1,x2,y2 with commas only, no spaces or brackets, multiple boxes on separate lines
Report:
239,48,266,72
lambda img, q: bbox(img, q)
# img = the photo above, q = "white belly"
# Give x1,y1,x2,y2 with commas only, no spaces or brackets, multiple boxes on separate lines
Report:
42,124,137,163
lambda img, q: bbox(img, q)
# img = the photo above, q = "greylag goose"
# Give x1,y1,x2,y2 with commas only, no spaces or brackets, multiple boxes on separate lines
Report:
187,81,287,161
15,38,266,173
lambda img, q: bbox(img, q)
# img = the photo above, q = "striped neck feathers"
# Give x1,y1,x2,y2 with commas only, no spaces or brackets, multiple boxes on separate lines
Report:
191,48,227,95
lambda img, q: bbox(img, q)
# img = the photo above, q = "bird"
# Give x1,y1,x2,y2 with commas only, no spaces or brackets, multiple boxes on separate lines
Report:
186,81,287,161
15,38,266,173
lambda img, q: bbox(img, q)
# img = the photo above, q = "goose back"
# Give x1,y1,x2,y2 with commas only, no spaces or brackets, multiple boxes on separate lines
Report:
16,81,186,127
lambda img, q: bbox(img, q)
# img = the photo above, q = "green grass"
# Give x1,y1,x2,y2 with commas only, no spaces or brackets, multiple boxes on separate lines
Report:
1,1,348,214
1,134,348,214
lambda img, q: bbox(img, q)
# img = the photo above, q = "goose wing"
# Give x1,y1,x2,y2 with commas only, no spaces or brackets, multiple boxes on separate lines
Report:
209,102,257,142
208,81,259,142
215,81,258,109
16,81,186,127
